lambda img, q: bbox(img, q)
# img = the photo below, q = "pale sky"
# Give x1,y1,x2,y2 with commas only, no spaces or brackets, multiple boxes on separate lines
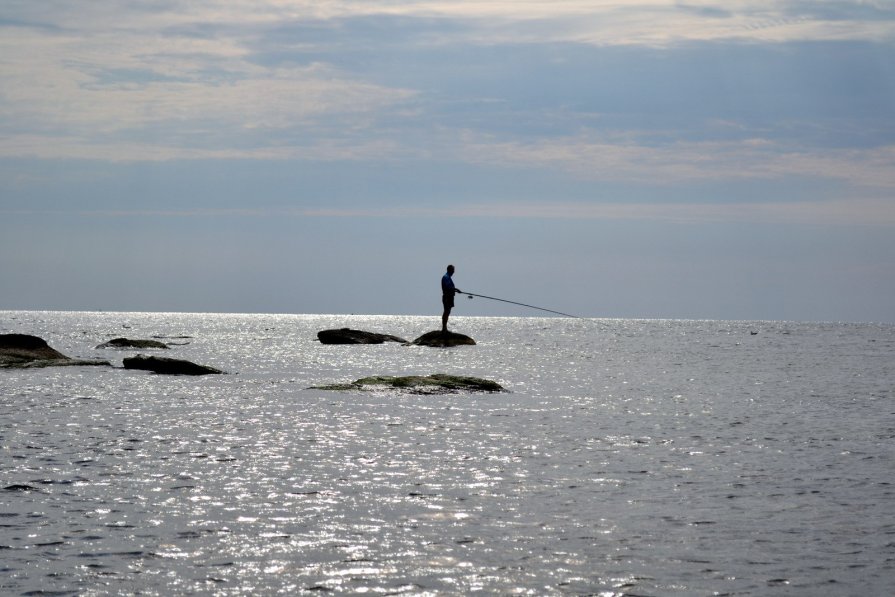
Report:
2,1,894,322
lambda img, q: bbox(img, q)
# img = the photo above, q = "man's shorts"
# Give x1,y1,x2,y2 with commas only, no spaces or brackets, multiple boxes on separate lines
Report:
442,294,455,309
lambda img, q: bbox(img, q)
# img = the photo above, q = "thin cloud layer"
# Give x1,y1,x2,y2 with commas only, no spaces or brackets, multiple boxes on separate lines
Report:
461,135,895,187
3,2,893,132
7,193,893,228
0,18,415,158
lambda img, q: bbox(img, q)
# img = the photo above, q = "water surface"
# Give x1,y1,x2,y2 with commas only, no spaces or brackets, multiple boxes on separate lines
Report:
1,311,893,595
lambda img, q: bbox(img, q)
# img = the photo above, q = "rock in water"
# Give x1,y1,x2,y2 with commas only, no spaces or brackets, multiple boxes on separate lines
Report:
317,328,408,344
96,338,170,349
0,334,110,368
123,355,223,376
311,374,503,393
410,331,476,347
0,334,68,361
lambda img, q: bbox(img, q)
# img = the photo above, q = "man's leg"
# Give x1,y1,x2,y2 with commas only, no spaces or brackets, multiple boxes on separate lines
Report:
442,307,451,332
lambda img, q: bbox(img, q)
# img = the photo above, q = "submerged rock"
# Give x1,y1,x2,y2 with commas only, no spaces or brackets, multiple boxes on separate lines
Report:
311,373,503,394
3,484,42,492
96,338,170,349
0,334,110,368
17,358,112,369
410,330,476,347
317,328,407,344
123,355,223,376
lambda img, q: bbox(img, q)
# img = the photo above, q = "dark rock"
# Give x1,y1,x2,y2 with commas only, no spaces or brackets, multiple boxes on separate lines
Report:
0,334,110,368
4,484,42,492
317,328,407,344
123,355,223,376
18,358,112,369
96,338,170,349
0,334,68,360
410,331,476,347
311,373,503,394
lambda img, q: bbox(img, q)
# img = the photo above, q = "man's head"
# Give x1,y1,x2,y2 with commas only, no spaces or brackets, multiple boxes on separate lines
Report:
446,264,455,275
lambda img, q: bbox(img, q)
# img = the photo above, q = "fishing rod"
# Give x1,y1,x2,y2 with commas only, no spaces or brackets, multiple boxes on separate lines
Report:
463,292,585,319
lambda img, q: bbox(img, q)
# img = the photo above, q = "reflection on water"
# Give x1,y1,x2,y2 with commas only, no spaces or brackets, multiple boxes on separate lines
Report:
1,312,894,595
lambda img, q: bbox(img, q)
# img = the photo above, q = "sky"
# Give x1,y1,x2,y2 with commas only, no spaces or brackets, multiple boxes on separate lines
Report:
2,1,894,322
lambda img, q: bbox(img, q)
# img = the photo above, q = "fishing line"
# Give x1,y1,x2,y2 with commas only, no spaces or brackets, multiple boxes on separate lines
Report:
463,292,585,319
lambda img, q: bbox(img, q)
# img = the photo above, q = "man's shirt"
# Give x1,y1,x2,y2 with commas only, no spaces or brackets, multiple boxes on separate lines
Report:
441,273,455,296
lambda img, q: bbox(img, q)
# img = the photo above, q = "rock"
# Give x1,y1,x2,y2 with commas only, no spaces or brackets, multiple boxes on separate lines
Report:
311,373,503,394
0,334,110,368
0,334,68,361
4,484,42,492
96,338,170,349
18,358,112,369
410,330,476,347
122,355,223,376
317,328,407,344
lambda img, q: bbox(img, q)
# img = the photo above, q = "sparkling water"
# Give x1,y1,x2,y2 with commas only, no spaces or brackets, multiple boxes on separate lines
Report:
1,311,893,595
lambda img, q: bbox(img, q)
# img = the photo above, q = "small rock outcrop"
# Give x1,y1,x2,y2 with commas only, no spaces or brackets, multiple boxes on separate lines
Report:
410,331,476,347
311,374,504,394
1,334,68,361
122,355,223,376
318,328,407,344
96,338,170,350
0,334,110,368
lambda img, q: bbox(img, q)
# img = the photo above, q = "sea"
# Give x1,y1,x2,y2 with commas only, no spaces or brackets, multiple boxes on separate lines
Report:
1,310,893,596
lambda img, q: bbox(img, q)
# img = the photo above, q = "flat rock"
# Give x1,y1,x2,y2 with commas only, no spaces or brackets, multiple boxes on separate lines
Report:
410,330,476,347
311,373,503,394
17,358,112,369
96,337,170,349
0,334,110,368
318,328,407,344
123,355,223,376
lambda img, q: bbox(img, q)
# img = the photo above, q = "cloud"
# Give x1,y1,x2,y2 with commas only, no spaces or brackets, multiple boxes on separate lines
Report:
292,200,895,227
3,2,892,142
0,6,417,164
459,133,895,187
312,0,895,46
440,197,895,227
0,22,414,137
7,195,892,227
4,127,894,197
0,134,408,162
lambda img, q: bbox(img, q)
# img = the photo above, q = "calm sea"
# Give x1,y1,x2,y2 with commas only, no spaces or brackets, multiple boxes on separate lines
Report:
1,310,893,596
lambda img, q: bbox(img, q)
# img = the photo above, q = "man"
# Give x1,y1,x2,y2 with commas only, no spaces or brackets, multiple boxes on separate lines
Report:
441,264,462,332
